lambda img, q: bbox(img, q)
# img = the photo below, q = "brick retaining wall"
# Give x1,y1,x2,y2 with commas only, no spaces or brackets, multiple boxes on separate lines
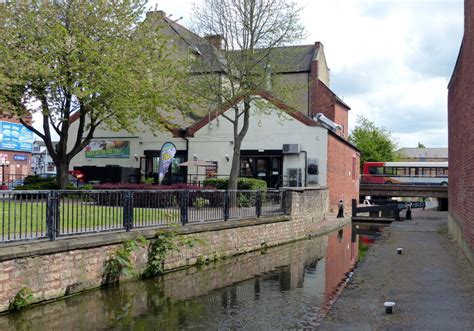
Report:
0,188,348,313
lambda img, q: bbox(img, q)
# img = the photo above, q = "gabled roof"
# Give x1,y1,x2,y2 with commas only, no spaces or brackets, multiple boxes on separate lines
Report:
185,91,320,137
227,44,320,74
267,44,320,73
162,16,226,73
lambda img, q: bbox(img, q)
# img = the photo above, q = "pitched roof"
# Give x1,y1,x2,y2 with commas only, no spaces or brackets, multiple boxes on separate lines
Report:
396,148,448,159
185,91,320,137
227,44,319,74
267,44,319,73
162,17,226,73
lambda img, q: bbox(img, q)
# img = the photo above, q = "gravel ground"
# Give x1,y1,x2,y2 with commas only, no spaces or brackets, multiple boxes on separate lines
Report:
319,210,474,331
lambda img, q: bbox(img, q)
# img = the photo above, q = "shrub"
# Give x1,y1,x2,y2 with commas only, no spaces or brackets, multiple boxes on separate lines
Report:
202,178,267,191
202,178,228,190
23,175,55,184
92,183,205,190
15,181,58,190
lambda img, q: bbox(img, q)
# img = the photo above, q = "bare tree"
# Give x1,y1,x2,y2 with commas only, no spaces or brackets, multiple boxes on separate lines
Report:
191,0,305,190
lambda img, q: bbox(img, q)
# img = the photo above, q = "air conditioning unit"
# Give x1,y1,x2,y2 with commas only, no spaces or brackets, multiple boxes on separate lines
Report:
282,144,300,154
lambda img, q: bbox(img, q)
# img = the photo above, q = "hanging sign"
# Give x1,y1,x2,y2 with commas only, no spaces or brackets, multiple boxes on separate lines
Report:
157,142,177,184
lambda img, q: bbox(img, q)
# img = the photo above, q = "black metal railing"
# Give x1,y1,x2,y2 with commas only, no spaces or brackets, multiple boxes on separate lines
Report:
0,189,287,244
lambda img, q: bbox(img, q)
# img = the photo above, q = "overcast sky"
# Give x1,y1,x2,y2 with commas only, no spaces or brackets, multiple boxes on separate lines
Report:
150,0,463,148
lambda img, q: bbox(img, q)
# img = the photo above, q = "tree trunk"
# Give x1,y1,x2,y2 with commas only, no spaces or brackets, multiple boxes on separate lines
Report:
228,99,251,191
228,139,242,191
56,160,70,190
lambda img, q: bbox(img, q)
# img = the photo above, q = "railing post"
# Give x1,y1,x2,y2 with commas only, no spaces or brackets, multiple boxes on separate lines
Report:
123,191,134,231
46,191,59,241
256,191,262,218
224,190,230,221
180,190,189,225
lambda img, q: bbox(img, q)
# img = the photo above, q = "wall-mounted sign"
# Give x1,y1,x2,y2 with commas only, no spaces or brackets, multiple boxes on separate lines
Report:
13,154,28,161
84,140,130,158
0,122,34,152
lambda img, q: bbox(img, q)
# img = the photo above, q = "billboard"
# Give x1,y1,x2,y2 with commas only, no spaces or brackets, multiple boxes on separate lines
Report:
0,121,34,152
84,140,130,158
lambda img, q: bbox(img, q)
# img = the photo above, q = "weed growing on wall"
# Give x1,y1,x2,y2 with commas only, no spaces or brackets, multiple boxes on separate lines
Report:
9,287,34,311
142,228,202,278
104,236,147,283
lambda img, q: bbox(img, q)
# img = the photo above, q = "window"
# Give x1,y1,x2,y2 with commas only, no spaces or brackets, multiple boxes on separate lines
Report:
396,167,408,176
384,167,396,175
240,158,253,177
368,166,383,175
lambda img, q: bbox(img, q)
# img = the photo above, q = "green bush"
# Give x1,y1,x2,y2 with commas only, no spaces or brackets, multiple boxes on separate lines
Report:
237,178,267,191
202,178,267,191
23,175,54,185
15,176,58,190
202,178,228,189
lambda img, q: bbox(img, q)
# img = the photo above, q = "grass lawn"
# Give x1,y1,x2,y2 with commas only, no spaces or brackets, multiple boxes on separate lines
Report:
0,199,180,241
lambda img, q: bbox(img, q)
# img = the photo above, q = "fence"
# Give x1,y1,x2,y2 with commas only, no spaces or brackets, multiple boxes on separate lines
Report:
0,189,286,244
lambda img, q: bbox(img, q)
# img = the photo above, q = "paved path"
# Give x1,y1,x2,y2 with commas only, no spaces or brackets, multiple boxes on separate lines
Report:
319,210,474,330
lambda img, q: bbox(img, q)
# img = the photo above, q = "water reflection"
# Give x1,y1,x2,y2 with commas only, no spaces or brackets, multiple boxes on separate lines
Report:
353,223,386,260
0,223,380,330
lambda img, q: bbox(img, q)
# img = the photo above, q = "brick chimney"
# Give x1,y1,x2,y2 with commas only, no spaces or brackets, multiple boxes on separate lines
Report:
205,34,223,49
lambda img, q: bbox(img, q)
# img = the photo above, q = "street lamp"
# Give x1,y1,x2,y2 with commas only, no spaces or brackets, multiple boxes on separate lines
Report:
1,160,10,187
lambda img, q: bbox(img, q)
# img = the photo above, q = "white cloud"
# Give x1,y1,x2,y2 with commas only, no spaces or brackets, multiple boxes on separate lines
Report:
147,0,465,147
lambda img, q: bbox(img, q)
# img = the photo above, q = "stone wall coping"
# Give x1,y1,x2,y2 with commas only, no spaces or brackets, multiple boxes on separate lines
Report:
281,186,328,192
0,215,290,262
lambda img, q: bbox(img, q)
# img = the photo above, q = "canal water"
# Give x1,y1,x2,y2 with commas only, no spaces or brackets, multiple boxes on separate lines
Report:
0,223,384,330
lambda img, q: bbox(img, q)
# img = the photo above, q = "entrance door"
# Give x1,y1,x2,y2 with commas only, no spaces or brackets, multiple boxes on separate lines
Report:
239,155,282,188
269,157,282,188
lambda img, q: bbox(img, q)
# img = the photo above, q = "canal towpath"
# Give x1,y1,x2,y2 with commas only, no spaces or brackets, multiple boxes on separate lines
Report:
319,210,474,330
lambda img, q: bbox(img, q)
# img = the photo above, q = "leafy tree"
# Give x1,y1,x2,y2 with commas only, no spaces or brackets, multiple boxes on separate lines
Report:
349,115,398,165
417,142,426,148
190,0,305,190
0,1,189,188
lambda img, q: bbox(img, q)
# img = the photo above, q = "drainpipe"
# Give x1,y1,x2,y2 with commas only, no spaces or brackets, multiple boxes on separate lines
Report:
301,150,308,187
180,128,189,183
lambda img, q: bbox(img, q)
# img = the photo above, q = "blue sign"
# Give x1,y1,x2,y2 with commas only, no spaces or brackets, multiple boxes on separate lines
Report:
14,154,28,161
0,122,34,152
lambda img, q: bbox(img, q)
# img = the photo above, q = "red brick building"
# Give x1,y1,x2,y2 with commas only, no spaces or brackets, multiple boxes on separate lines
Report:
327,133,360,213
447,0,474,264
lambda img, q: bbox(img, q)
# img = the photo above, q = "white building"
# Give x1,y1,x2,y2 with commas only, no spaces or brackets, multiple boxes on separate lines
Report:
67,10,360,210
31,140,57,176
